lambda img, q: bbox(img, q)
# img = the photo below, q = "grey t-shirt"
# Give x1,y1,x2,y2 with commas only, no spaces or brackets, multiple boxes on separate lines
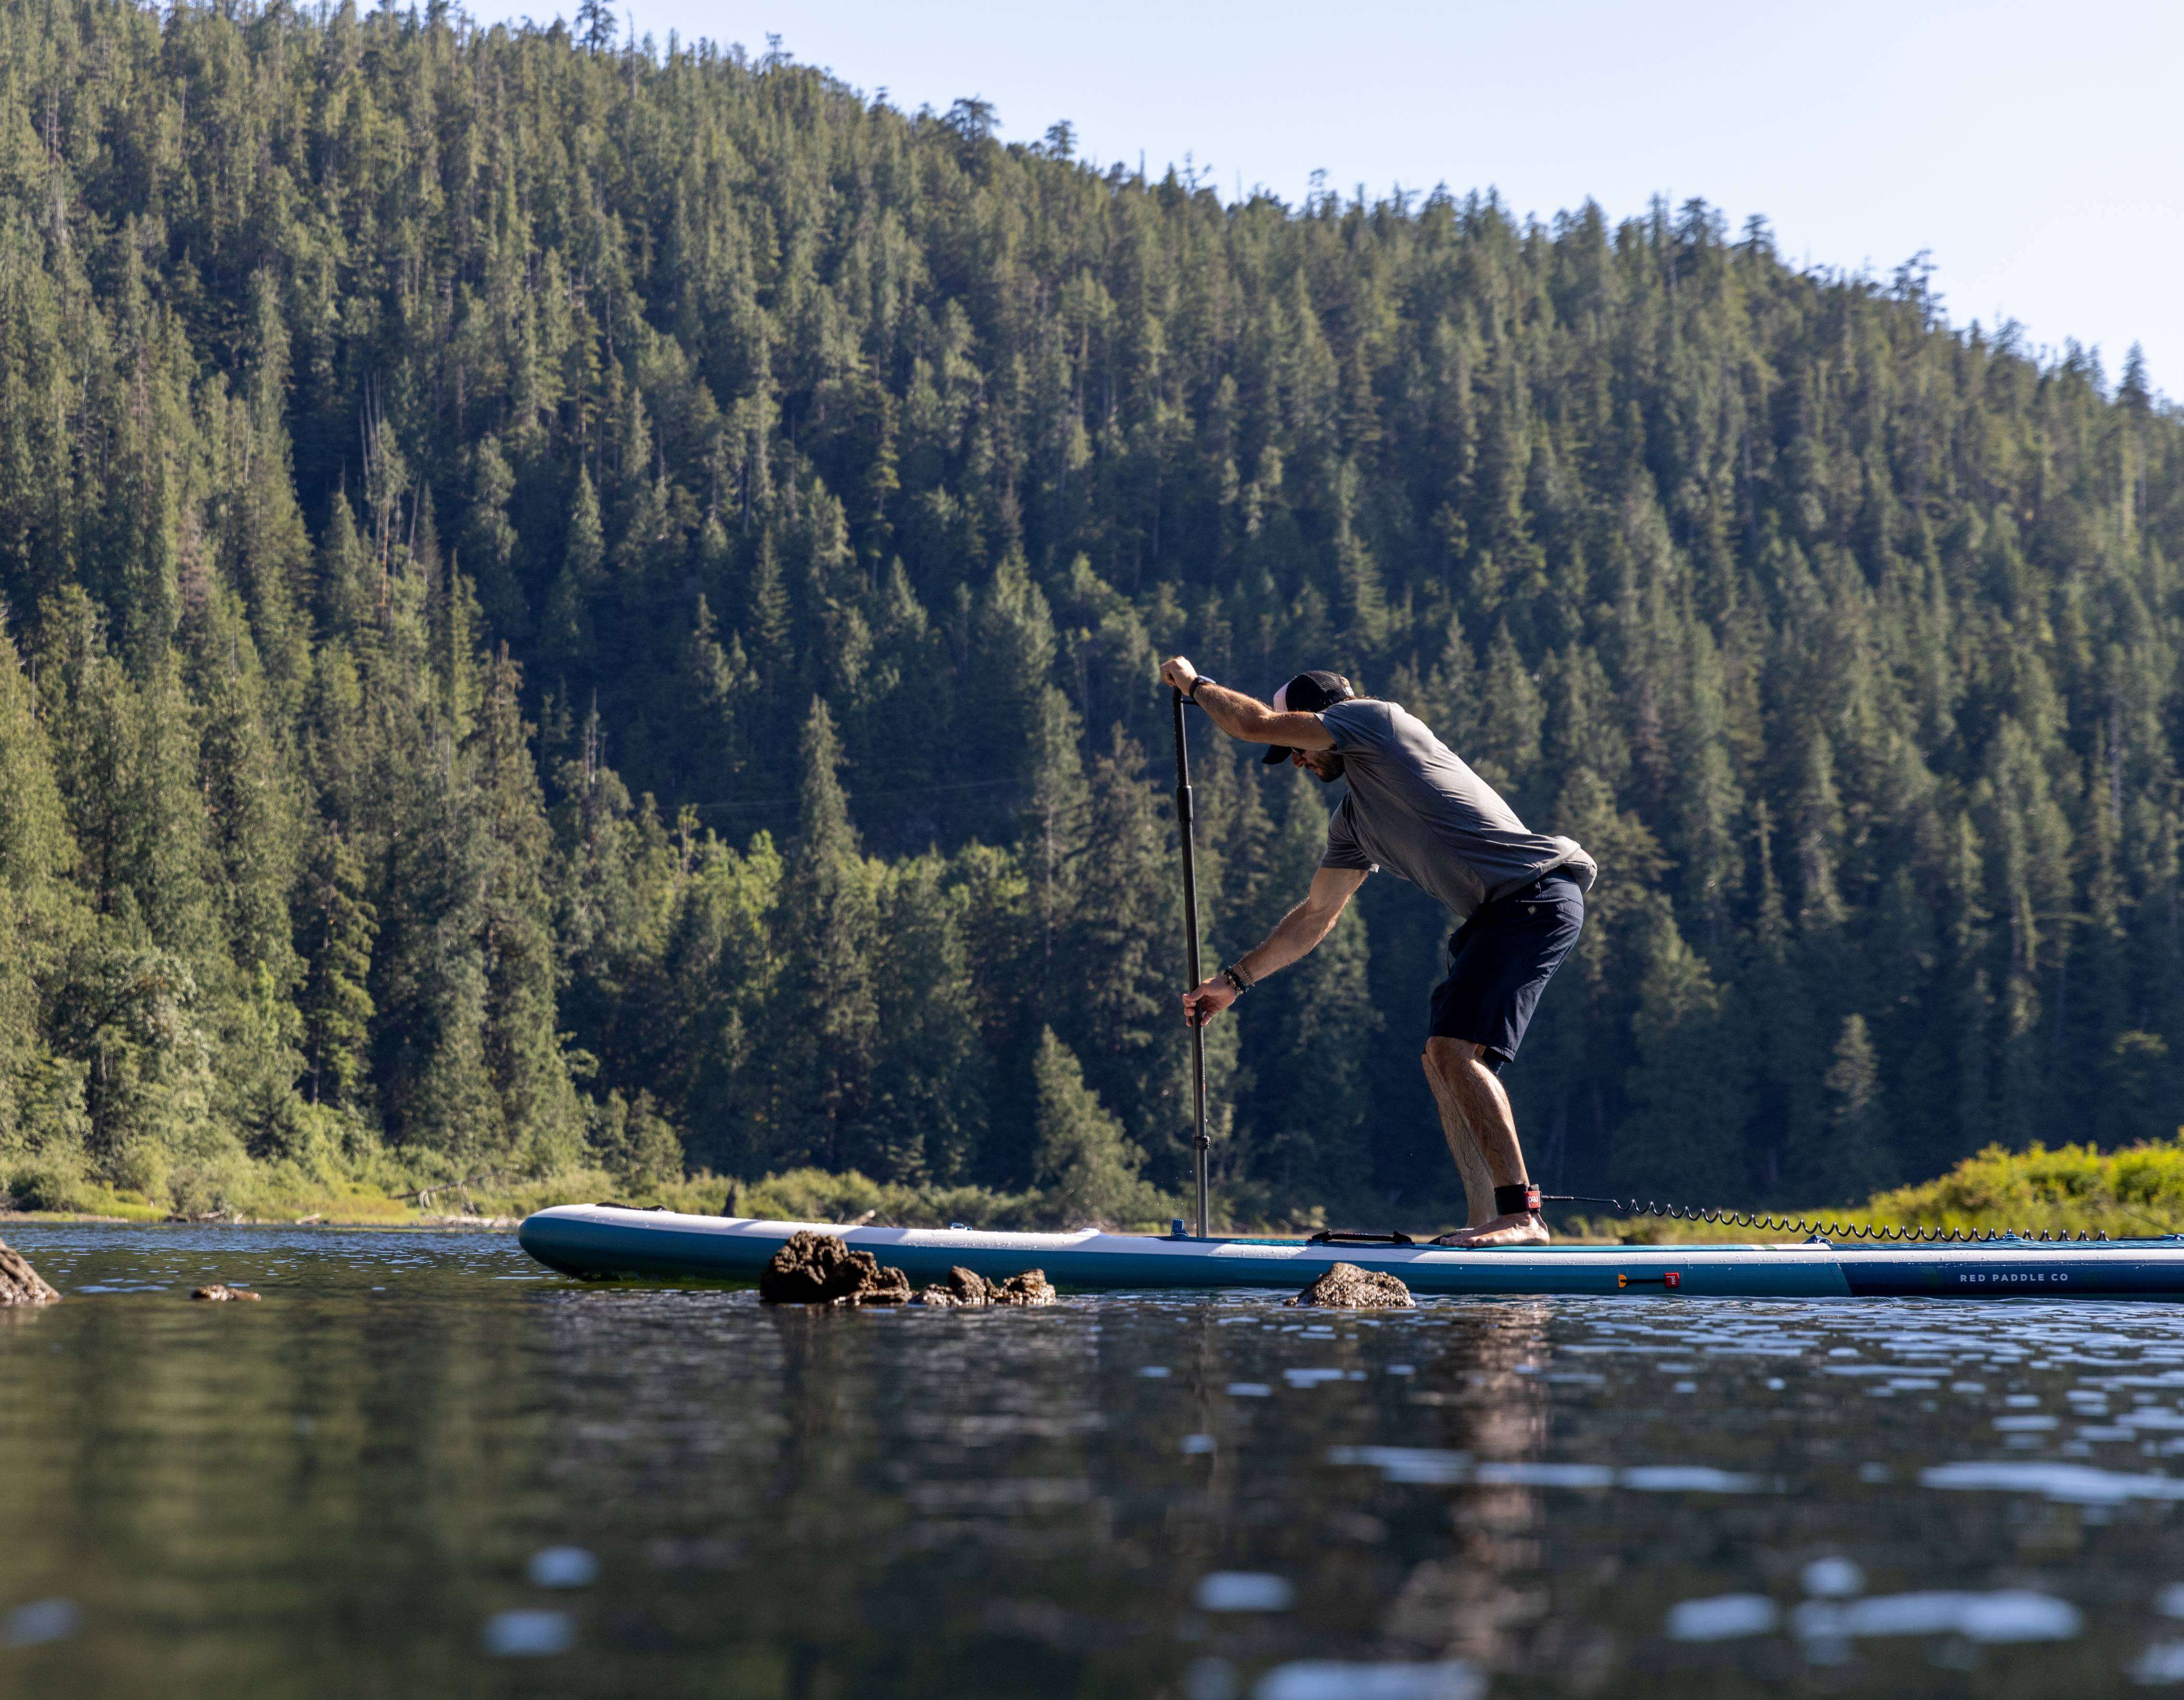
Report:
1317,699,1597,922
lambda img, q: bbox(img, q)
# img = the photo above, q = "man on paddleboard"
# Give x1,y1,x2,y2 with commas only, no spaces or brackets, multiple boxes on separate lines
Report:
1157,658,1596,1247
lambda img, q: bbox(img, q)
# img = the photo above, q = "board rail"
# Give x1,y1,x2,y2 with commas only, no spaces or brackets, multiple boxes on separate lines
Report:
516,1205,2184,1300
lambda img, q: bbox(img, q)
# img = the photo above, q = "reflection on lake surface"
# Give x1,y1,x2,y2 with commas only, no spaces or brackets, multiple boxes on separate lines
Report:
9,1227,2184,1696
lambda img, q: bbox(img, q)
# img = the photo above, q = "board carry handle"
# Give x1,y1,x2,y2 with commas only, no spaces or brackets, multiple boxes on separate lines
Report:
1307,1230,1417,1246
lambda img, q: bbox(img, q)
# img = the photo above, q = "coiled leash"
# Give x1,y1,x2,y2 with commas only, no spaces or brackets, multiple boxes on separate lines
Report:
1539,1193,2108,1245
1304,1185,2116,1246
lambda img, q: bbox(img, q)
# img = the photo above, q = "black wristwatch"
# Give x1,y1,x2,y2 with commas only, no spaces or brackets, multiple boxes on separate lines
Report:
1187,674,1216,703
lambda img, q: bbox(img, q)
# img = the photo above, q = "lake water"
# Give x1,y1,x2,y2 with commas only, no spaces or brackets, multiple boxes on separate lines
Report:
8,1228,2184,1698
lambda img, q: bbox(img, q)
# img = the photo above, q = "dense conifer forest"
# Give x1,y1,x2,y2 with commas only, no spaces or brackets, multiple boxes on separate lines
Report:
1,0,2180,1222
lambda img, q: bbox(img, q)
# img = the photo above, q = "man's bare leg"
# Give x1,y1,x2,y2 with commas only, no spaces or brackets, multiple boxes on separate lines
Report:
1424,1049,1497,1228
1421,1037,1548,1246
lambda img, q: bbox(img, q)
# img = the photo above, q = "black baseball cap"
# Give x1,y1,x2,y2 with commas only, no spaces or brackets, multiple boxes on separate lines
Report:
1262,669,1357,764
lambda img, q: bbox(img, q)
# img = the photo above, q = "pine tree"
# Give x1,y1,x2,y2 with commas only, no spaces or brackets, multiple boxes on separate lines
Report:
375,719,497,1163
473,647,581,1170
1615,896,1752,1199
0,614,87,1183
659,832,784,1177
746,531,794,682
298,832,378,1113
587,1090,685,1190
462,434,526,642
766,699,879,1171
186,590,303,993
1063,730,1184,1179
1471,622,1543,803
969,554,1062,819
865,857,988,1184
1019,686,1090,1003
1032,1027,1162,1226
676,595,758,791
230,271,314,707
1817,1013,1894,1201
315,490,375,643
1741,803,1825,1197
1249,784,1376,1199
539,469,605,673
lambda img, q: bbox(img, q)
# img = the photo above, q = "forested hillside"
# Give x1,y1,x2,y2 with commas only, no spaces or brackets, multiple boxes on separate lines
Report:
1,0,2180,1222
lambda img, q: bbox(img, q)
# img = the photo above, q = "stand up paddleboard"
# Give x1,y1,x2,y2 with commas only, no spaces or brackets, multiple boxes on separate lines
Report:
517,1205,2184,1299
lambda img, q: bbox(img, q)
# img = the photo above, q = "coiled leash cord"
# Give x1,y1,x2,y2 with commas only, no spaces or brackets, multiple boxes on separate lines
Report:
1540,1194,2108,1245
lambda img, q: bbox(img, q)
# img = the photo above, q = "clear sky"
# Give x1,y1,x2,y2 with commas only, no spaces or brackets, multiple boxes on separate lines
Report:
477,0,2181,396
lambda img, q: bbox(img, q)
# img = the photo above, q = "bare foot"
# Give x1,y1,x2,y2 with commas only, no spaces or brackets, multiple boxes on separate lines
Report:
1431,1213,1551,1248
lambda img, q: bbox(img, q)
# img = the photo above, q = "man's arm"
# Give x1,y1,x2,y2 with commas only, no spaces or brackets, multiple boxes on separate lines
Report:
1181,866,1366,1026
1158,656,1334,752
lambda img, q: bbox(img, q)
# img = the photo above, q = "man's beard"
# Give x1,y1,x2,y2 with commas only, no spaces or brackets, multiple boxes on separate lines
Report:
1308,753,1346,782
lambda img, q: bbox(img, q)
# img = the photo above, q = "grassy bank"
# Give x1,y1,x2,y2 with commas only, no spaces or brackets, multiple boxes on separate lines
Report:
2,1159,1058,1232
16,1139,2184,1240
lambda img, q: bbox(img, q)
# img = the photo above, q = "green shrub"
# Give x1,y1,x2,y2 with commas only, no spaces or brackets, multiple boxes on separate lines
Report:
1870,1136,2184,1236
5,1156,93,1214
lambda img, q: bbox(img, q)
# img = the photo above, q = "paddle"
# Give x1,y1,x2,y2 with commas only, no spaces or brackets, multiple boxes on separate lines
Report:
1171,688,1211,1240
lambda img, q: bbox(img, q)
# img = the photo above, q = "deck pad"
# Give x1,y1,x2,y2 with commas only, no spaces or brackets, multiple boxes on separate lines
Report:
516,1207,2184,1300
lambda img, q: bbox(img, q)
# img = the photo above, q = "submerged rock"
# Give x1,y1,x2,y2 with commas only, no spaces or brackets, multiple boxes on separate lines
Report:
190,1284,261,1302
0,1239,58,1306
758,1231,911,1305
915,1266,1055,1307
1285,1262,1412,1309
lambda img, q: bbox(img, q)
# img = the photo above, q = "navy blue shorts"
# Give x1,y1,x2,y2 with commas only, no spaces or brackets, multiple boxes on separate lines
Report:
1427,869,1585,1071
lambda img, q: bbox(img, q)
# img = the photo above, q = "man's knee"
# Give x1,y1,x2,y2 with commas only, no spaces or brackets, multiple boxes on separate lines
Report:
1422,1037,1490,1086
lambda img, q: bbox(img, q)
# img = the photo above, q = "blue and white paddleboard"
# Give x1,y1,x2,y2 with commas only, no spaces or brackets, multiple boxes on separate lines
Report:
516,1205,2184,1299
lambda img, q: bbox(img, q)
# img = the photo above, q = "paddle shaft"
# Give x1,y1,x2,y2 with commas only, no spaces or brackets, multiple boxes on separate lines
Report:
1171,688,1211,1239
